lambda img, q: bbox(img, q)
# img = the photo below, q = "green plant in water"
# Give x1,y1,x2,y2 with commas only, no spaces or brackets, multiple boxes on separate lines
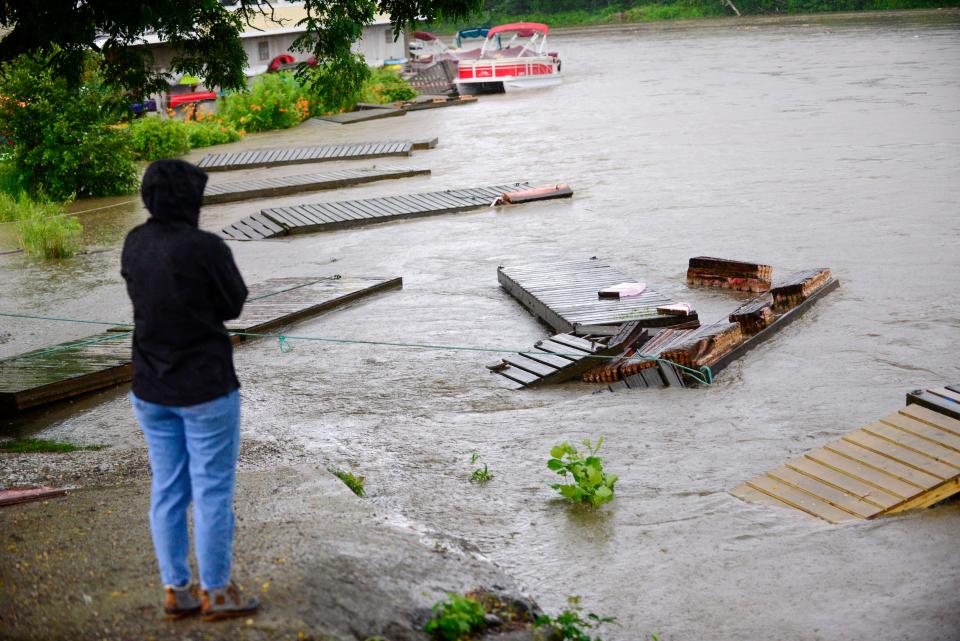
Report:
534,596,617,641
360,67,417,104
127,117,191,160
469,451,494,484
329,467,365,497
424,592,487,641
547,437,617,507
0,438,106,453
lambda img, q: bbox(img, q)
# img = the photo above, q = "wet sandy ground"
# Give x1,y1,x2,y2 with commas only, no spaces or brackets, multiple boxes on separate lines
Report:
2,11,960,641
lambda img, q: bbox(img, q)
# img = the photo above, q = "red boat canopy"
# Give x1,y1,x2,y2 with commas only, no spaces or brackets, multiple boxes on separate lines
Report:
413,31,439,41
487,22,549,37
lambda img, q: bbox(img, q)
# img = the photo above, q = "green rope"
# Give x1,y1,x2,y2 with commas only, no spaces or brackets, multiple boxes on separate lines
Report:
0,310,713,385
0,331,132,363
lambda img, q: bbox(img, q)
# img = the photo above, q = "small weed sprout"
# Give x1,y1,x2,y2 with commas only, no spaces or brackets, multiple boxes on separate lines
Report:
534,596,617,641
424,592,487,641
469,451,493,484
329,467,365,497
547,437,617,507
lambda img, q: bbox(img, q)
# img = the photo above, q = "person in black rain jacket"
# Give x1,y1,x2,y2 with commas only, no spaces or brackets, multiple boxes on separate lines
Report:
121,159,259,621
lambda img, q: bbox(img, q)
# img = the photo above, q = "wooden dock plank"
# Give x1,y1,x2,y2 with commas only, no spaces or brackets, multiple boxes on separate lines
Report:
804,447,922,499
196,139,421,172
906,388,960,421
862,421,960,468
0,276,402,416
202,167,431,205
228,183,533,240
311,107,406,124
765,466,883,518
784,456,902,509
841,431,957,480
498,258,697,334
900,404,960,437
745,475,860,524
882,412,960,452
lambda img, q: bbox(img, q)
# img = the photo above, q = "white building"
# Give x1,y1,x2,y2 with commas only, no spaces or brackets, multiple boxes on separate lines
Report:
144,2,407,85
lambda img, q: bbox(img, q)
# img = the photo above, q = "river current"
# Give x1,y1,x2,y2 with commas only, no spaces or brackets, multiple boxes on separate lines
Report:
1,12,959,641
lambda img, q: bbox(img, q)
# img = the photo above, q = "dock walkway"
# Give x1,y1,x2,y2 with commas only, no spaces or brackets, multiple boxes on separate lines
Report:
497,258,698,335
196,139,437,172
733,397,960,523
221,183,531,241
203,167,430,205
0,276,401,416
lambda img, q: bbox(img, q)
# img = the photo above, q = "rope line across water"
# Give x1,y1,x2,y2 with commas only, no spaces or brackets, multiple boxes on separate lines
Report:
0,311,713,385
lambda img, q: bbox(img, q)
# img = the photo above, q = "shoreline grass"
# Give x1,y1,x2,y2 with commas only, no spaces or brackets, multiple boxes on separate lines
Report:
0,438,107,454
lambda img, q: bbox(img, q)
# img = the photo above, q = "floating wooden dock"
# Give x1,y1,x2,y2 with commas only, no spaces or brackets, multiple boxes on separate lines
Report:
732,400,960,523
311,107,406,125
196,138,437,172
0,276,401,416
221,183,537,241
202,167,430,205
497,258,699,335
908,385,960,421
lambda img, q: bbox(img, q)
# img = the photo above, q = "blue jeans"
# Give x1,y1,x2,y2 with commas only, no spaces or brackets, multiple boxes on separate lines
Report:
131,389,241,590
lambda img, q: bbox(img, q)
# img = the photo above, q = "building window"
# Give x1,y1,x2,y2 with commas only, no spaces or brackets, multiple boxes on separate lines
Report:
258,41,269,61
384,28,393,44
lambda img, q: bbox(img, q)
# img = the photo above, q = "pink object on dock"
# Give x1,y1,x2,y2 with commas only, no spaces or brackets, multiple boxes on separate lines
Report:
0,486,68,508
598,282,647,299
656,303,694,316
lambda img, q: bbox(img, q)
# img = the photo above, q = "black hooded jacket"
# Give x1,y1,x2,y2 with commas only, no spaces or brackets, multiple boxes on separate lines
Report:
121,159,248,406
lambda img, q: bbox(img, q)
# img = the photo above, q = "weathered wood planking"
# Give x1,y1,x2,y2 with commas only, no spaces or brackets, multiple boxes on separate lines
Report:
732,400,960,523
196,138,437,172
311,107,406,124
497,258,698,335
907,386,960,421
221,183,531,241
203,167,431,205
488,322,648,389
0,276,401,416
607,276,839,390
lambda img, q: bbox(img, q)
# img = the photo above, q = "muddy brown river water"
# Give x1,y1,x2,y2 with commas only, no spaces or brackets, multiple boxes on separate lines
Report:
2,12,960,641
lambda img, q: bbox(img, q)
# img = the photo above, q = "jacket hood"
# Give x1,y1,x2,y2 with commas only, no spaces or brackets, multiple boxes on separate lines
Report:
141,159,208,226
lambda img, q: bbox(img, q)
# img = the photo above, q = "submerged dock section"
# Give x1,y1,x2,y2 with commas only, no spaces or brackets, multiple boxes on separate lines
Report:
497,258,699,335
733,397,960,523
221,182,573,241
0,276,401,416
203,167,431,205
196,138,438,172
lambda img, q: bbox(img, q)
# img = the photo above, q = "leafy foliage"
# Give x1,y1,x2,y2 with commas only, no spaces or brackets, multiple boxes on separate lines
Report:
0,50,138,200
0,1,480,95
469,451,494,483
360,67,418,104
302,57,372,115
547,437,618,507
330,467,366,497
184,119,243,149
534,596,617,641
218,72,307,132
127,117,191,161
424,592,487,641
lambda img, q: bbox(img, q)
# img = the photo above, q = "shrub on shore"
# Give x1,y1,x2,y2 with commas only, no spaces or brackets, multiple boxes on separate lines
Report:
128,117,191,160
218,72,307,132
0,49,138,201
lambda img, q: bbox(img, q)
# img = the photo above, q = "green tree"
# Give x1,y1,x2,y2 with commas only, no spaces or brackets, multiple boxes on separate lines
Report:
0,50,138,200
0,1,482,95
